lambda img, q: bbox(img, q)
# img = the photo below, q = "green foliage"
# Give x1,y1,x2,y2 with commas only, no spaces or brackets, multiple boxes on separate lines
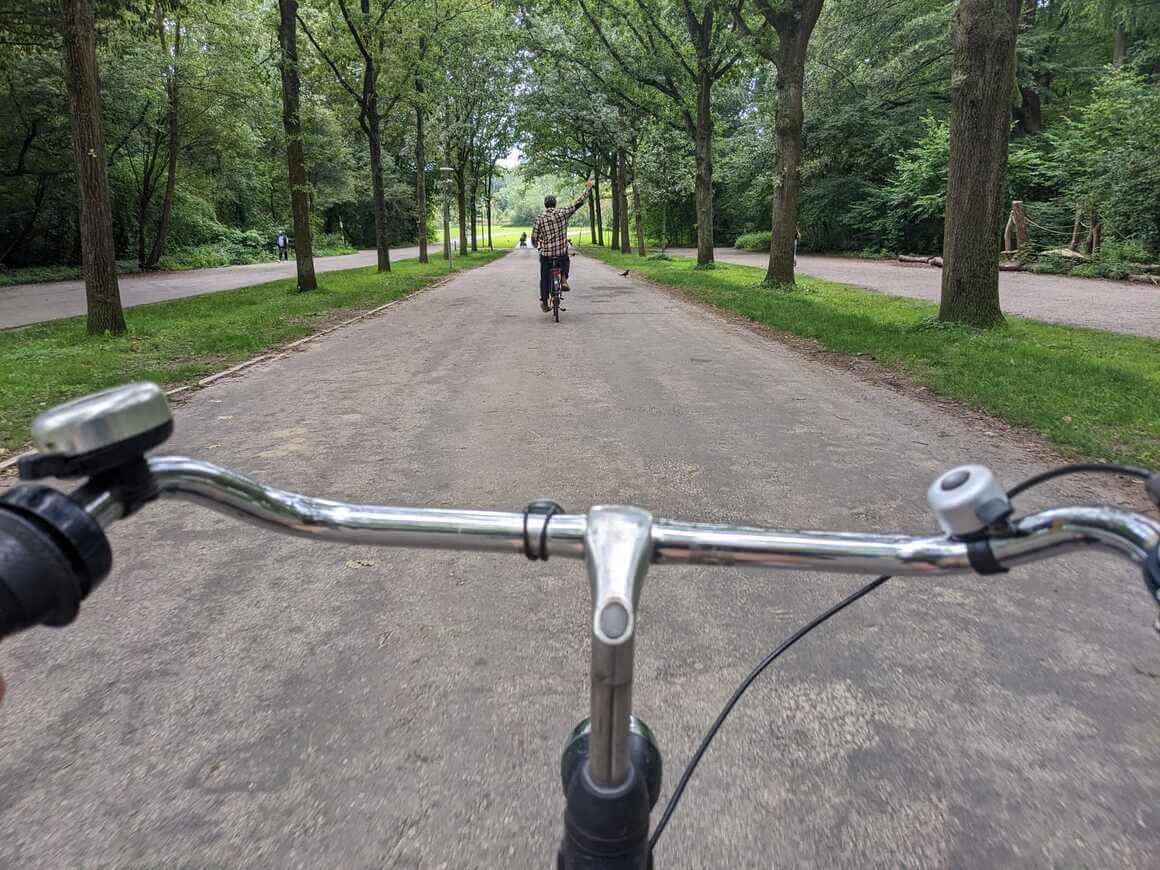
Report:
1047,68,1160,251
584,245,1160,467
1029,253,1075,275
734,231,771,251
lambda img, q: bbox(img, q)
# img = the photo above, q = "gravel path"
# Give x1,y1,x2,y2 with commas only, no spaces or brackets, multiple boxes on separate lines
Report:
1,250,1156,867
666,247,1159,338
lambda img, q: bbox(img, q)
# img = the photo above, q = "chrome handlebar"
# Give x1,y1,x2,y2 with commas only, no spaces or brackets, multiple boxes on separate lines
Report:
131,456,1160,577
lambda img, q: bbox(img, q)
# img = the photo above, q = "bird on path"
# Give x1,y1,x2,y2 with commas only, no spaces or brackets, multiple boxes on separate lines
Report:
619,269,630,277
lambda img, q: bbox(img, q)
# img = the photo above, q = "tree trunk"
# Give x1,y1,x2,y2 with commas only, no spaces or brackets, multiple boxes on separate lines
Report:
1016,85,1042,135
486,166,493,249
136,151,153,270
277,0,317,290
692,69,715,266
631,169,645,257
62,0,125,335
1113,23,1128,65
1069,208,1082,250
594,162,604,246
455,170,467,255
470,171,479,252
618,150,630,253
767,47,806,285
145,4,179,269
414,79,427,262
938,0,1018,327
442,193,451,263
609,160,620,247
367,93,391,272
588,185,597,246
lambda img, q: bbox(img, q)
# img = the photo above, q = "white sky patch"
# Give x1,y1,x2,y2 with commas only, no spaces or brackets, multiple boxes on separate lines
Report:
498,147,523,169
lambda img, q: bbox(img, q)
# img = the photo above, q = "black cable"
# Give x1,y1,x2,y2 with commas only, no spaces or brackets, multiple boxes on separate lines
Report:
1005,462,1150,499
648,573,892,851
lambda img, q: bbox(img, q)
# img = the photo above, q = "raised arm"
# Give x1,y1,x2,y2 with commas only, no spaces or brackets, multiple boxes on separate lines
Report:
562,179,595,219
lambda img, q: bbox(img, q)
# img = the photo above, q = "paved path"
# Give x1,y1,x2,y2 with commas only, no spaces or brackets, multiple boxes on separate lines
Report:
668,247,1160,337
1,250,1157,867
0,245,447,329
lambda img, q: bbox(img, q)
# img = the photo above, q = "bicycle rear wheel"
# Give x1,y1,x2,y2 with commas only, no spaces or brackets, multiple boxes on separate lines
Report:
552,274,561,322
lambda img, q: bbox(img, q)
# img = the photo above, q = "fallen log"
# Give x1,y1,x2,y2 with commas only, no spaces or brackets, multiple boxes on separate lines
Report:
928,256,943,268
1041,247,1089,261
999,261,1024,272
1129,273,1160,286
898,255,930,264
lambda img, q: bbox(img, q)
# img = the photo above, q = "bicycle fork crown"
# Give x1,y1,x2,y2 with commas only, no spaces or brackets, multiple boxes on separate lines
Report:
583,505,653,790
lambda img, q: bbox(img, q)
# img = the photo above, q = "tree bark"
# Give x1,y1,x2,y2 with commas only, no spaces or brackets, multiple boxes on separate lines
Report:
609,159,620,247
736,1,824,283
631,166,645,257
455,169,467,255
135,135,158,269
414,74,427,262
938,0,1018,327
62,0,125,335
593,164,604,246
486,164,493,249
470,169,479,252
1113,23,1128,65
692,69,714,266
1069,208,1082,251
145,4,179,269
277,0,317,290
588,187,596,245
617,149,630,253
367,89,391,272
767,49,806,284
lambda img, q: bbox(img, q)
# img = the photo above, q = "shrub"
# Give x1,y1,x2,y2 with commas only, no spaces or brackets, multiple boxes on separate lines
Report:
734,231,770,251
1030,254,1074,275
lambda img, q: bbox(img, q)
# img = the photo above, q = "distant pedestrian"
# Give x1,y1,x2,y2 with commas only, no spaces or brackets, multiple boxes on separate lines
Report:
519,231,528,248
276,231,289,261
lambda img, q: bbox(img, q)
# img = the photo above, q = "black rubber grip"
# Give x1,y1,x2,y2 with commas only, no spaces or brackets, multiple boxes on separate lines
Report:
0,488,112,639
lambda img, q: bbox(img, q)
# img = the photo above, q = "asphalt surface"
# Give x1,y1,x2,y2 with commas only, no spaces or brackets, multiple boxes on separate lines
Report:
0,245,443,330
667,247,1160,338
1,249,1157,868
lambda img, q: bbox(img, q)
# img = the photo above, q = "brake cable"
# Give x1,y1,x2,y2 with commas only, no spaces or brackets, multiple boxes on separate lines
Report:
650,461,1159,852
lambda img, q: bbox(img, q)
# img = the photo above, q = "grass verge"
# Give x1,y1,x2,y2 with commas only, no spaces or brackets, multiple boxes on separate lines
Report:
584,246,1160,468
0,250,505,453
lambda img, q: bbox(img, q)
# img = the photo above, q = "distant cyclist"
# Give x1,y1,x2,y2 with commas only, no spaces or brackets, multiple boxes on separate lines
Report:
531,179,593,312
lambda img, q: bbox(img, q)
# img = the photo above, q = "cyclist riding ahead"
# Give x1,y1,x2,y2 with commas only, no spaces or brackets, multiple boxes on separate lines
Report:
531,178,593,312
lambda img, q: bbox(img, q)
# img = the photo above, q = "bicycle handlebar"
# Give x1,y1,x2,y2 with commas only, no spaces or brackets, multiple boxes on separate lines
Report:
2,452,1158,643
139,456,1160,576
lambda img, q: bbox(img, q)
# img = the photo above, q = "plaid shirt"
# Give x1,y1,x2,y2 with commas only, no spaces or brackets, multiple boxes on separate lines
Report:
531,192,586,257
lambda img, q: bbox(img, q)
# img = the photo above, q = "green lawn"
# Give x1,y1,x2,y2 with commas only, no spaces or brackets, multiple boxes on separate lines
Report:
584,247,1160,468
0,251,505,453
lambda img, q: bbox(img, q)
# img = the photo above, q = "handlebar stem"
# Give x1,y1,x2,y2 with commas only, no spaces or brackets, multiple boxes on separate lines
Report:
584,506,653,790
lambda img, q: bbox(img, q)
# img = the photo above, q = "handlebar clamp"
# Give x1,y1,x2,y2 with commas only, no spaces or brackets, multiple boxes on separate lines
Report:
523,499,564,561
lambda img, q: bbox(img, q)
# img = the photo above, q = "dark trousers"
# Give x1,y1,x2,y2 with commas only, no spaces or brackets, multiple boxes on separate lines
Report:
278,246,289,261
539,253,570,302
